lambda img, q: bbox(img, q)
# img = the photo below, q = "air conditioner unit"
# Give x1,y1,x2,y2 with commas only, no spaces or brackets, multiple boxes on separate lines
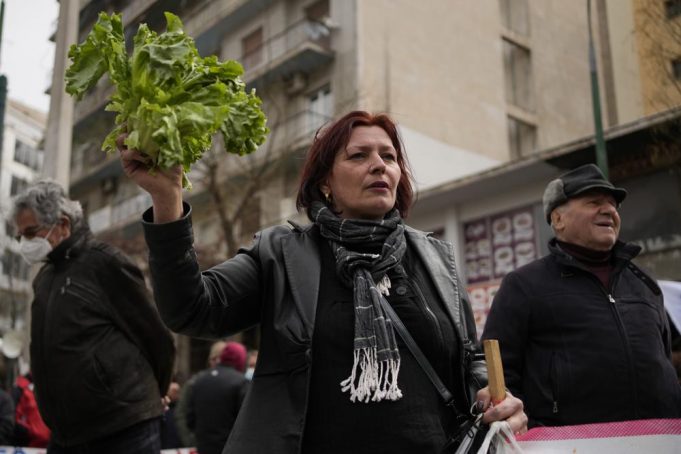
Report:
285,72,307,95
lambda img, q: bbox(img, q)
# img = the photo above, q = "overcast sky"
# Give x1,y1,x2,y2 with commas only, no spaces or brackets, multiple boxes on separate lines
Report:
1,0,59,113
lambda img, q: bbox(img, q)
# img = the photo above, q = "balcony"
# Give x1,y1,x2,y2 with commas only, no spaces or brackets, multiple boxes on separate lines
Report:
190,0,276,56
73,79,116,126
270,109,332,151
70,151,122,196
89,192,152,234
242,19,335,92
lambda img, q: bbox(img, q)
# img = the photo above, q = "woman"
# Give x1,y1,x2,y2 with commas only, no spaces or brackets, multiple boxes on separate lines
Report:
119,111,526,453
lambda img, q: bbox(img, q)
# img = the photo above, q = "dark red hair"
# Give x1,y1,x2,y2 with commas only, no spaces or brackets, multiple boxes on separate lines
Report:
296,111,414,219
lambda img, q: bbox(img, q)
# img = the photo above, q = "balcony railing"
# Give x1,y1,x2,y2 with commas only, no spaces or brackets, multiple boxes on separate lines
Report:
89,192,152,234
73,80,115,126
269,109,332,147
241,19,334,89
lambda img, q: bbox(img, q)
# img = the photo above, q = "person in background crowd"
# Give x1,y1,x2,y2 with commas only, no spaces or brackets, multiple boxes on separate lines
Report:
175,340,227,448
0,363,13,446
0,387,12,446
118,110,526,453
12,373,49,447
11,180,176,454
245,350,258,380
482,164,681,427
160,380,182,449
187,342,250,454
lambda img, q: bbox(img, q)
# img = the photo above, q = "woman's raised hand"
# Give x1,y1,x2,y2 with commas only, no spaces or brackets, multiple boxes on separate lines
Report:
117,132,184,223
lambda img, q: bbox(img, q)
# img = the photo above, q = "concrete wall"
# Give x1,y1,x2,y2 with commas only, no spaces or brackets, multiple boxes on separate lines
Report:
356,0,509,162
355,1,595,166
528,1,593,148
603,0,645,124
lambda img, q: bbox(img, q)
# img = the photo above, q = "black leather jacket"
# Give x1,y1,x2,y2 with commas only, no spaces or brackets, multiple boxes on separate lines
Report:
482,238,681,427
143,204,486,454
30,227,175,446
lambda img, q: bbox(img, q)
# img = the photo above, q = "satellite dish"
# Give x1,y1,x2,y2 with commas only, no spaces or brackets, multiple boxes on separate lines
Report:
1,330,24,359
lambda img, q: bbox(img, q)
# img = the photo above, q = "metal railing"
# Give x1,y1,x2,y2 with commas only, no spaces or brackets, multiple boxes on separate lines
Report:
89,192,151,234
241,19,332,72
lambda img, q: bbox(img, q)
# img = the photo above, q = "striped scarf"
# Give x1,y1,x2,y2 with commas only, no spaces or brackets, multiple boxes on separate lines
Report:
311,202,407,403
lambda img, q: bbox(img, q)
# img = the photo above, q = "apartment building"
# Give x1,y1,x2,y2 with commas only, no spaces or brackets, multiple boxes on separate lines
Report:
0,99,46,334
47,0,602,371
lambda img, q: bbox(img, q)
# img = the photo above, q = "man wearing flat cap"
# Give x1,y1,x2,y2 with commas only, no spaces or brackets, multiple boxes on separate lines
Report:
482,164,681,427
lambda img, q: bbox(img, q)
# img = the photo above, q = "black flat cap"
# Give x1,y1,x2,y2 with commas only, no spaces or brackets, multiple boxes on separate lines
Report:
542,164,627,224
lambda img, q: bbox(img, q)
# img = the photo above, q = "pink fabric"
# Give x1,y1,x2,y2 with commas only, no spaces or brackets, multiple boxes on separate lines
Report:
517,419,681,441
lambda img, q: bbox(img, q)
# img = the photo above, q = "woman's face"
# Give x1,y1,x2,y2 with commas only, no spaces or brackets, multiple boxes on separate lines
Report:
321,126,401,220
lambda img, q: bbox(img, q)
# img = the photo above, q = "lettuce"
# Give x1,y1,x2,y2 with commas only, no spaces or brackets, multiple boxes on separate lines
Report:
65,12,268,188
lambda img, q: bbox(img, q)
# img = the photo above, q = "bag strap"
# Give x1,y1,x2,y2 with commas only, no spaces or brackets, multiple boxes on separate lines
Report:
378,296,456,407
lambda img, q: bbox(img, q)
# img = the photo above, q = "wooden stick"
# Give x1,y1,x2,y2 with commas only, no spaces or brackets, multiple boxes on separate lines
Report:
483,339,506,404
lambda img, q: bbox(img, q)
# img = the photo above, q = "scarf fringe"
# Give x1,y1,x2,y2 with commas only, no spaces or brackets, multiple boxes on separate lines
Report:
340,347,403,403
376,274,391,296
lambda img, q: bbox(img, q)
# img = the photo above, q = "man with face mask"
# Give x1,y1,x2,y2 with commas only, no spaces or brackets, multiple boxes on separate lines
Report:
11,180,176,454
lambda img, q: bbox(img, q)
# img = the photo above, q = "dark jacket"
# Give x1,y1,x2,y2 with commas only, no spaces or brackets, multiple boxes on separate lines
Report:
482,239,681,427
30,226,175,446
0,389,13,445
187,365,249,454
143,204,486,454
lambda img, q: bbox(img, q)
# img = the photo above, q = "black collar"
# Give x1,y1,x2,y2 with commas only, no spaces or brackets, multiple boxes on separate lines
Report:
46,226,93,265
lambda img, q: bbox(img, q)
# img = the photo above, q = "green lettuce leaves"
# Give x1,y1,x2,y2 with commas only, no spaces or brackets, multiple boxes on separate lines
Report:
65,12,268,188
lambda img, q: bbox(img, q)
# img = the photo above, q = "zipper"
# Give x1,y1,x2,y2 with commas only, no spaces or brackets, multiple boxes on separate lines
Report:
550,352,560,414
594,268,639,418
407,279,446,368
61,276,100,301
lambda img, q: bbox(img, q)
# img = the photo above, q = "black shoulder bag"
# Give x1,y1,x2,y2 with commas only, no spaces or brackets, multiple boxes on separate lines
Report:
378,297,489,453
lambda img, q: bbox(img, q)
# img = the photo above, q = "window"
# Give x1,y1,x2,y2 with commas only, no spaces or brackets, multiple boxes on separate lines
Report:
499,0,530,36
242,27,263,71
307,85,333,134
10,176,29,197
1,250,29,281
507,116,536,158
673,57,681,80
305,0,331,48
14,140,43,171
665,0,681,19
305,0,329,22
502,39,534,111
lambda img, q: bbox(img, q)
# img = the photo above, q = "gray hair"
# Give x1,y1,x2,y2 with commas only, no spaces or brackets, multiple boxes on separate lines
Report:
11,179,84,230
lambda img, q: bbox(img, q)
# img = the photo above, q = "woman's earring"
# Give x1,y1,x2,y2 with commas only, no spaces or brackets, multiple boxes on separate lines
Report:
323,191,331,203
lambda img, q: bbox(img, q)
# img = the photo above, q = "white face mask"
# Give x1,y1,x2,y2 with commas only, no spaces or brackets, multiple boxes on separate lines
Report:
245,367,255,380
19,225,56,265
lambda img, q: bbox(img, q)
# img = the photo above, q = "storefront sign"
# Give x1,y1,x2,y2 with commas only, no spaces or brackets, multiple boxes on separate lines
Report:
464,205,539,336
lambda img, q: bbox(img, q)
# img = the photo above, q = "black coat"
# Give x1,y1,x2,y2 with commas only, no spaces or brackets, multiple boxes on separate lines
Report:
30,227,175,446
482,239,681,427
143,204,486,454
187,365,249,454
0,389,13,445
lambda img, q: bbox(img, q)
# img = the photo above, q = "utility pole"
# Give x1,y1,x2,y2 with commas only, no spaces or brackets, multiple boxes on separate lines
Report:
0,0,7,171
43,0,79,187
587,0,609,178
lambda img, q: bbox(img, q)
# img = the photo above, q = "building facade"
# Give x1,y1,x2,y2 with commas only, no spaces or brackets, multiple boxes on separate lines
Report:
0,99,46,342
